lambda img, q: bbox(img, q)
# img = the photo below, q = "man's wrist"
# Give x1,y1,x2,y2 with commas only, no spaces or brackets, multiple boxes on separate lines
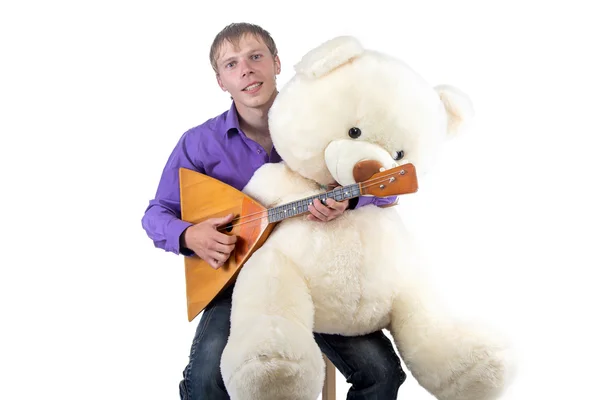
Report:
179,227,194,256
180,227,188,248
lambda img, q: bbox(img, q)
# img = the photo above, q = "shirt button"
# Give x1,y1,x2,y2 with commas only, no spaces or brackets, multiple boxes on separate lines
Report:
257,149,261,154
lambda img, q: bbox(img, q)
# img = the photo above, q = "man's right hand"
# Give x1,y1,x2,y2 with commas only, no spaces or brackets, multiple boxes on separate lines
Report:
182,213,237,269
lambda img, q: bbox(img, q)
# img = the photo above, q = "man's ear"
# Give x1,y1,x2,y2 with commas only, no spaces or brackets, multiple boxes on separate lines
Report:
275,55,281,75
216,74,227,92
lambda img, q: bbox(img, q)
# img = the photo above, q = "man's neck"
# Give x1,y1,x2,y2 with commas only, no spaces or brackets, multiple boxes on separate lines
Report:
235,92,277,151
238,106,269,138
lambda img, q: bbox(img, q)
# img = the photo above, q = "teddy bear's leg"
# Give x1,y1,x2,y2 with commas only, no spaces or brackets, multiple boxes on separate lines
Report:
220,247,324,400
389,291,513,400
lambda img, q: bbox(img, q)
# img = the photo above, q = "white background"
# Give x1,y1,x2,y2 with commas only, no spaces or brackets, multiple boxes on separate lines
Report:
1,1,599,399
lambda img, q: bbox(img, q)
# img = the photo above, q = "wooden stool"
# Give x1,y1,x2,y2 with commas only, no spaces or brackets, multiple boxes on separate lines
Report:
322,354,336,400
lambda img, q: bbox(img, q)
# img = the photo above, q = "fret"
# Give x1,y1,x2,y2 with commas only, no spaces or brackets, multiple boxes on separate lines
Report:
267,183,361,223
302,198,309,212
333,187,343,201
288,202,297,217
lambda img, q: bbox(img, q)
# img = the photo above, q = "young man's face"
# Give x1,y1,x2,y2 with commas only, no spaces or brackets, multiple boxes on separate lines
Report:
215,34,281,111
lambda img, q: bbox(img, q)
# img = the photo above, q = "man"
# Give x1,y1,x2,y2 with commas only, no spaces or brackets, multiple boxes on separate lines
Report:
141,22,406,400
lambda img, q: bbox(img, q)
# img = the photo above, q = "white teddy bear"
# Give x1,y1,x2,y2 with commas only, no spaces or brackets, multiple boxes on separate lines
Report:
220,35,512,400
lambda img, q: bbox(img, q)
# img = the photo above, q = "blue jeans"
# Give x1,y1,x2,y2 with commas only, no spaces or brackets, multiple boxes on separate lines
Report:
179,286,406,399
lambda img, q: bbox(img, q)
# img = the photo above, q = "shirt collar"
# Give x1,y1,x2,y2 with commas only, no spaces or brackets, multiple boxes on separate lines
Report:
224,100,242,136
222,100,282,162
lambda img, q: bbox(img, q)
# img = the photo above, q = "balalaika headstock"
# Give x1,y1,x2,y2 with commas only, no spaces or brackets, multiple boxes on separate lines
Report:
358,163,419,197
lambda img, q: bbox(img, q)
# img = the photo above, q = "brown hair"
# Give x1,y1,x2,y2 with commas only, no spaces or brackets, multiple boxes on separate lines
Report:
209,22,278,73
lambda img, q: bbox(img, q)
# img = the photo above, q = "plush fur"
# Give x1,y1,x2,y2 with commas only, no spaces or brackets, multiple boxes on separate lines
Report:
220,35,513,400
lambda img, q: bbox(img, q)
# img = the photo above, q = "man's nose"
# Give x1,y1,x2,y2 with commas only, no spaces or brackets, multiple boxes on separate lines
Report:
239,59,253,76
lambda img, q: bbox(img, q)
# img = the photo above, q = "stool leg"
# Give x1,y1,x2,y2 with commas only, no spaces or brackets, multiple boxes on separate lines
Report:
322,354,336,400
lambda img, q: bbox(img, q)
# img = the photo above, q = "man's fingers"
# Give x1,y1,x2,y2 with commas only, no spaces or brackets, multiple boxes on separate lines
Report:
207,259,220,269
325,198,346,211
201,251,222,269
308,205,328,221
311,199,331,217
212,241,235,255
308,206,327,218
308,198,349,223
209,213,235,227
309,212,326,222
215,231,237,245
205,250,229,268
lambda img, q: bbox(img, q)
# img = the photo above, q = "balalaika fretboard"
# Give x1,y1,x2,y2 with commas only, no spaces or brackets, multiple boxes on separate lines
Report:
267,183,361,223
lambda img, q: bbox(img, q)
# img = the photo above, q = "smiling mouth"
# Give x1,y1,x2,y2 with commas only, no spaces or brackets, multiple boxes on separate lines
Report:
243,82,263,91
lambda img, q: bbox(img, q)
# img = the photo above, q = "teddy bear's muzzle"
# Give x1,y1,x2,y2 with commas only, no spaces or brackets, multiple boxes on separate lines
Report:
353,160,384,183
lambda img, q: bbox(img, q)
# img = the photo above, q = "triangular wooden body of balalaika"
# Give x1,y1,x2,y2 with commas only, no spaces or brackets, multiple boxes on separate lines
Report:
179,168,275,322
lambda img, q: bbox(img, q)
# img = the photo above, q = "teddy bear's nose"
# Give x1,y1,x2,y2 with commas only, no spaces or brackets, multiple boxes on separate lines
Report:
353,160,384,183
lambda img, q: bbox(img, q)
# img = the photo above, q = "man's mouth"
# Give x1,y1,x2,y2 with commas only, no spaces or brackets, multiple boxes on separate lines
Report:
243,82,263,91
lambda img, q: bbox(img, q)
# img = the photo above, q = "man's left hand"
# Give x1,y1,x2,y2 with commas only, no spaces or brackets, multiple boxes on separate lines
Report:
307,197,349,222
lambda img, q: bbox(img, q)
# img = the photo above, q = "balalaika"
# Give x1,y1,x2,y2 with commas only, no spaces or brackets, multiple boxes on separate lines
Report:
179,164,419,321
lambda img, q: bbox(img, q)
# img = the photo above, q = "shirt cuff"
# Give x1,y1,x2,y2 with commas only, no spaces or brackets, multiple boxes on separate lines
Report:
351,195,398,210
353,196,372,209
167,218,194,255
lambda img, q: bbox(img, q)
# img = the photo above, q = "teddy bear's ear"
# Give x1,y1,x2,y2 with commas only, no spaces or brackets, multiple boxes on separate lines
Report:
294,36,364,79
434,84,475,137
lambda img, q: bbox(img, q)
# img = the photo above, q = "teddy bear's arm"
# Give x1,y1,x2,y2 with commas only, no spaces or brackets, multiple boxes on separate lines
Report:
242,162,318,208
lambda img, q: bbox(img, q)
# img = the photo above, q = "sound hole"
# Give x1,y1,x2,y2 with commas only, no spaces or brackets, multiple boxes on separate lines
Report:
224,214,238,232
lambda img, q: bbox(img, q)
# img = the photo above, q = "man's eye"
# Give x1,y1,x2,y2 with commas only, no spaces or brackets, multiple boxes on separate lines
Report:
252,54,262,60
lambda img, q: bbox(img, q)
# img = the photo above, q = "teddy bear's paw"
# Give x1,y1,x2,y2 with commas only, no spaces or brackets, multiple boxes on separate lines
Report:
433,345,511,400
409,324,515,400
221,316,324,400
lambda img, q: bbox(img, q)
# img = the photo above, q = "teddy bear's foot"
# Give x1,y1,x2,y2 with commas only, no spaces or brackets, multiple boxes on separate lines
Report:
428,338,510,400
221,315,325,400
400,321,514,400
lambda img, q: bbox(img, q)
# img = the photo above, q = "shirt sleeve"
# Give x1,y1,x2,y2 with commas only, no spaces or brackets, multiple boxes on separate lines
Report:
141,131,203,255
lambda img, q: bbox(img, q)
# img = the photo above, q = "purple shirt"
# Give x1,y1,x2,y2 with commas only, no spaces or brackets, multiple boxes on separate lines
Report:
142,101,396,255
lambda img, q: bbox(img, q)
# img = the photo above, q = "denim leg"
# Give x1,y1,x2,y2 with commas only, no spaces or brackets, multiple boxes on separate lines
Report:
315,330,406,400
179,286,233,400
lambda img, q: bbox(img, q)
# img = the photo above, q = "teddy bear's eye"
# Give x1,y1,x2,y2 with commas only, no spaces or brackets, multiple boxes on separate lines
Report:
393,150,404,161
348,127,361,139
